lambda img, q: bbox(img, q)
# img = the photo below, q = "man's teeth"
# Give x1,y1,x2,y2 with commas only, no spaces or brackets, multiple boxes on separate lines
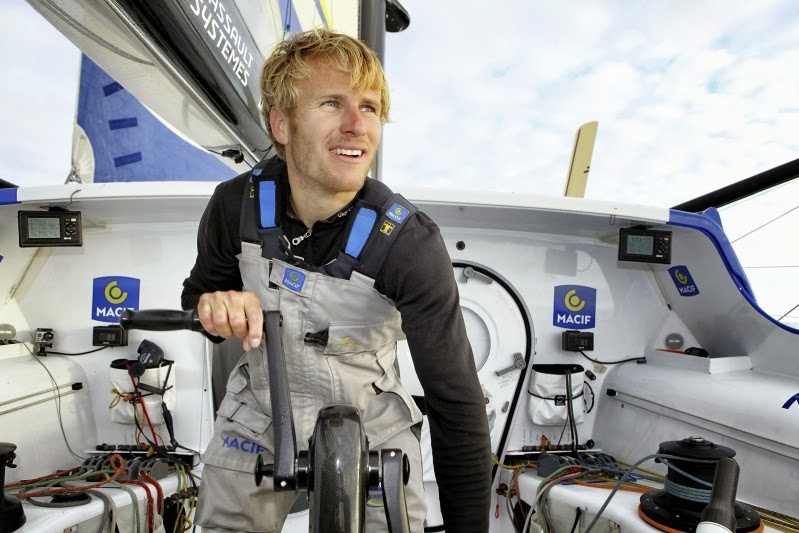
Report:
333,148,362,157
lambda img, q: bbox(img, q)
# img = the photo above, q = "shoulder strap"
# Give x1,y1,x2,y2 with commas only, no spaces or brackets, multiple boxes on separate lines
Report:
239,157,287,260
239,170,419,280
344,205,379,258
355,192,418,280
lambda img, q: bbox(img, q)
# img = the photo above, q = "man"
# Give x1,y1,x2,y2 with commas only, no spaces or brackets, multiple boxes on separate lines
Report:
182,28,491,532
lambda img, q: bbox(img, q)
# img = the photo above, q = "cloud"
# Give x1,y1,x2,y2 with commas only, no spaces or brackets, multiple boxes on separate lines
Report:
0,1,79,186
384,0,799,208
379,0,799,322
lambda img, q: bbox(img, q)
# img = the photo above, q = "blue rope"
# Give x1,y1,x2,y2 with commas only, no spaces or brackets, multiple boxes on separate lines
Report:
664,478,712,503
583,453,720,533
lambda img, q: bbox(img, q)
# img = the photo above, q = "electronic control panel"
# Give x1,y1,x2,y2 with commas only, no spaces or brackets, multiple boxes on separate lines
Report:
18,210,82,247
618,227,671,264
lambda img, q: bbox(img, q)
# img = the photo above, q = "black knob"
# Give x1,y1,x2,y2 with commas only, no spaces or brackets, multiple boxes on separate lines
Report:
254,454,275,487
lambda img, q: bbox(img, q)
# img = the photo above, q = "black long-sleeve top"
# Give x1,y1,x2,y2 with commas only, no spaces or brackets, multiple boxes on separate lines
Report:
182,161,492,531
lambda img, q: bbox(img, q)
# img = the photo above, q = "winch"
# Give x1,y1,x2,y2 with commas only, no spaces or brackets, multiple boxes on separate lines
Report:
639,437,762,533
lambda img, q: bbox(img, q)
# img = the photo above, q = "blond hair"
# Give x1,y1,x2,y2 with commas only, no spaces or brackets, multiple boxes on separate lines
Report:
259,28,391,158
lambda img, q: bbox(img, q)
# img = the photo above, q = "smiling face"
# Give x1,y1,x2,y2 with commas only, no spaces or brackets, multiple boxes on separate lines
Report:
270,60,382,197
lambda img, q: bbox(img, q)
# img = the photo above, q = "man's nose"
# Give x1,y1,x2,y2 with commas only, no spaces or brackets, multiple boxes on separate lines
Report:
340,105,367,136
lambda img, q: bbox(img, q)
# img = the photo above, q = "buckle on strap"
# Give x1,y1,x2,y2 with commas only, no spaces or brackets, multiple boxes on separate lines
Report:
304,329,329,347
226,401,244,422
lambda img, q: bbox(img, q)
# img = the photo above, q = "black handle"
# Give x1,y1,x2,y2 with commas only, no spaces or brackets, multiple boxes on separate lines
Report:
263,310,297,492
700,457,739,531
382,449,411,533
119,309,203,332
161,403,178,448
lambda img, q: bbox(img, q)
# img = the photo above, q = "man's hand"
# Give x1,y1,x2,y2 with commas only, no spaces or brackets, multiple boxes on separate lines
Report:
197,290,263,351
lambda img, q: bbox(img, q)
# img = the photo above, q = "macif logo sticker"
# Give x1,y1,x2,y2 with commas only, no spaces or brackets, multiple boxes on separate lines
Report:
386,203,409,224
282,268,306,292
366,486,384,508
92,276,140,322
222,435,265,454
553,285,596,329
669,266,699,297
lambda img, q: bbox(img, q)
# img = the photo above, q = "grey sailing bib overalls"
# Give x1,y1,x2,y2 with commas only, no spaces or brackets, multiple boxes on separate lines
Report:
196,161,426,532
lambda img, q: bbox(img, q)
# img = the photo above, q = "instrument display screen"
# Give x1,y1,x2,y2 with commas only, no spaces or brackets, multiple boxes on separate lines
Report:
27,217,62,239
18,211,83,247
618,228,671,264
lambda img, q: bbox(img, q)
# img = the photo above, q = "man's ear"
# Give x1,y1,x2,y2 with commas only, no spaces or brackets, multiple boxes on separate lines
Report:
269,107,289,145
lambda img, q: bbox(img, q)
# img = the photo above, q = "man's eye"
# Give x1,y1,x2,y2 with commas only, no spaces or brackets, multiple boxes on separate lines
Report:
323,100,338,107
361,105,377,113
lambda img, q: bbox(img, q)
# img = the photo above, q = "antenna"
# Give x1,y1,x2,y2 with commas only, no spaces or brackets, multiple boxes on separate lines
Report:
564,121,598,198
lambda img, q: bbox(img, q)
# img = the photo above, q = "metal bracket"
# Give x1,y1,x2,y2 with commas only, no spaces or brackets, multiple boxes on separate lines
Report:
495,352,526,376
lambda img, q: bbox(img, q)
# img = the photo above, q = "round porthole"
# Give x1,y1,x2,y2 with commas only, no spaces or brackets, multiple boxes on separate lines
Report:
461,305,491,371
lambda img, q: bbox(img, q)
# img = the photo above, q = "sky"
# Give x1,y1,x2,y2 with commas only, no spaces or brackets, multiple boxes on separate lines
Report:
1,0,797,323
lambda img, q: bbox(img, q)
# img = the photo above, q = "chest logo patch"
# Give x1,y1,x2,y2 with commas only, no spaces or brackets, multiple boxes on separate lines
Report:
386,203,409,224
282,268,306,292
331,336,362,350
380,221,396,235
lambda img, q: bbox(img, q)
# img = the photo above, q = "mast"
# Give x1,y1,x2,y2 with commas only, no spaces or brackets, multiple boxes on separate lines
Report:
360,0,410,182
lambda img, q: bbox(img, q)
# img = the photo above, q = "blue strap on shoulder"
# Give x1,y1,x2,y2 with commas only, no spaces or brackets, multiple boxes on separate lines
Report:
259,180,277,228
345,207,378,258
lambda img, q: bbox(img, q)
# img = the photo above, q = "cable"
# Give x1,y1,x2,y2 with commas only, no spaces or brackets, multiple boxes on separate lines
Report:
580,351,645,365
7,465,110,491
140,471,164,514
731,203,799,244
87,488,116,533
118,479,155,533
583,381,595,414
539,471,591,532
48,346,108,356
15,491,91,508
566,372,578,453
556,416,568,447
778,303,799,322
14,454,125,499
208,148,254,169
283,0,294,33
582,453,720,533
126,362,201,462
0,382,79,408
130,376,159,447
4,466,81,489
523,467,591,533
569,508,582,533
128,391,201,470
23,343,87,460
106,480,142,533
572,479,652,493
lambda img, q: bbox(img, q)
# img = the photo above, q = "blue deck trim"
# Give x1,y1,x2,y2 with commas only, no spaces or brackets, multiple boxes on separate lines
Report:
0,188,19,205
669,208,799,334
